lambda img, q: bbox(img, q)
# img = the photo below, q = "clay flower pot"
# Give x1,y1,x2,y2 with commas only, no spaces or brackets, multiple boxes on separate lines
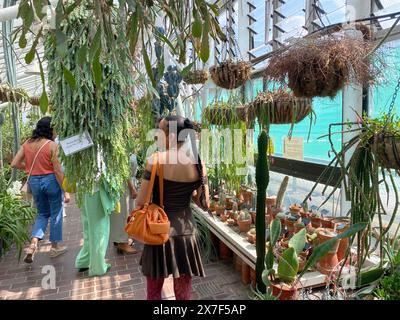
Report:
279,238,289,249
320,217,335,229
238,219,252,233
317,228,340,275
247,229,256,244
285,216,300,235
220,213,229,222
225,196,234,210
299,208,310,218
335,222,350,262
294,223,305,234
289,204,302,215
310,215,322,228
266,196,277,207
271,282,300,300
216,206,225,216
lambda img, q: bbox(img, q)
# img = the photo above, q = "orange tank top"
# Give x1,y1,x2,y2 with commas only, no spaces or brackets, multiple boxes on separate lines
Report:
23,140,54,176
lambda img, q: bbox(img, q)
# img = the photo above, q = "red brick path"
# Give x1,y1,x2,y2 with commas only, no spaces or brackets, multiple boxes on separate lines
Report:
0,198,250,300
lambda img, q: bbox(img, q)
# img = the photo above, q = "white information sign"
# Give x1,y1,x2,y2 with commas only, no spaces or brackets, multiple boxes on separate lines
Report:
59,131,94,156
283,137,304,161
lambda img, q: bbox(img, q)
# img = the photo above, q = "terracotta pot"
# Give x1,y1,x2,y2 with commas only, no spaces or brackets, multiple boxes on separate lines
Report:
250,268,256,288
298,256,306,273
310,216,322,228
266,196,277,207
289,204,302,215
321,217,335,229
294,224,305,234
238,219,252,233
285,219,298,235
299,208,310,218
225,197,234,210
216,206,225,216
299,250,309,260
271,282,299,300
219,241,232,260
241,263,251,285
335,222,350,262
240,187,253,204
317,228,340,275
220,213,229,222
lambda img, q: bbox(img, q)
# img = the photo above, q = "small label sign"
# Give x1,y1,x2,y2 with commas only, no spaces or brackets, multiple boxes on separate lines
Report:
59,131,94,156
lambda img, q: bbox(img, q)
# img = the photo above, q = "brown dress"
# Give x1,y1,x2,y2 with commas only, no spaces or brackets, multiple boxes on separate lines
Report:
140,171,206,278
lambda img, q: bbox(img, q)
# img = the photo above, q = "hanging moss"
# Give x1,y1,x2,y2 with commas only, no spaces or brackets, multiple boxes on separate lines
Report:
45,4,134,202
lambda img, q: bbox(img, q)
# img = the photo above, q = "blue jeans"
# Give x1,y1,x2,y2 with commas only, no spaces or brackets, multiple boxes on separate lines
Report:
29,173,64,242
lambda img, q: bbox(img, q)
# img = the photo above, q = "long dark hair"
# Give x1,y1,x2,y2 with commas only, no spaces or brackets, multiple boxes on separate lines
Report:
30,116,54,141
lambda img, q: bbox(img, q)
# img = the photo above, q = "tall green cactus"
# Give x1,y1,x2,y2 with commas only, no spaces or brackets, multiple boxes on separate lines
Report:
256,130,270,292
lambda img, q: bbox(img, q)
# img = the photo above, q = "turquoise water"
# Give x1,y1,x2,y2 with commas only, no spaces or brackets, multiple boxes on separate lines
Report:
202,40,400,163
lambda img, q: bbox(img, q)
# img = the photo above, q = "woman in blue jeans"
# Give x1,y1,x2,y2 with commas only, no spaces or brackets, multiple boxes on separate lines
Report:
11,117,69,263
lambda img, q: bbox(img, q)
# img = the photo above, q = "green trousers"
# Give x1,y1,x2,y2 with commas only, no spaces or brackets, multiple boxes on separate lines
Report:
75,183,116,277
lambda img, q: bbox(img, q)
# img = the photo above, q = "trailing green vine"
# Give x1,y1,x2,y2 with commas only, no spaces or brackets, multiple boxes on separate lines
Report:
45,4,134,202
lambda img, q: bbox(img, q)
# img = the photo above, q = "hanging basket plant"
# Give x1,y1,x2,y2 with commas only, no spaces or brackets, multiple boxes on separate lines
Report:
265,34,381,98
209,60,252,90
374,134,400,170
203,102,238,126
183,69,209,85
247,89,312,125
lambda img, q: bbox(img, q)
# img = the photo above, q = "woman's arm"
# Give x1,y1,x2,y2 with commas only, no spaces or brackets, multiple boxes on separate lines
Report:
192,164,210,210
10,146,26,170
50,143,65,187
135,161,153,208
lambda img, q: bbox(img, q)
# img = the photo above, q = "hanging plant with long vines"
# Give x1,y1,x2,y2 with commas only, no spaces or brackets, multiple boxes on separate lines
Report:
45,4,134,201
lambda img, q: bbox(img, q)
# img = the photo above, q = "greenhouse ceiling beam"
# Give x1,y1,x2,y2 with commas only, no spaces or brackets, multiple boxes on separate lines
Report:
0,4,18,22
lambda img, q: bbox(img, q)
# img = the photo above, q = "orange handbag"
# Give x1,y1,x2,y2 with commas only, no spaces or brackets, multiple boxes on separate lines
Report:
125,153,170,245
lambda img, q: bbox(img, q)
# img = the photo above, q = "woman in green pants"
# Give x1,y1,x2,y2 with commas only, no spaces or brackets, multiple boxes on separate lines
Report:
75,180,117,276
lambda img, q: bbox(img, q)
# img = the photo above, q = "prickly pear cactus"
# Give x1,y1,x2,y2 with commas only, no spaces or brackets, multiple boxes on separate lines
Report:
255,130,270,293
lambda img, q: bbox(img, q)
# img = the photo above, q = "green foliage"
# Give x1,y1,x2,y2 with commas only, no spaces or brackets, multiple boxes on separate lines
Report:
45,5,134,202
375,272,400,300
0,183,36,260
277,247,298,283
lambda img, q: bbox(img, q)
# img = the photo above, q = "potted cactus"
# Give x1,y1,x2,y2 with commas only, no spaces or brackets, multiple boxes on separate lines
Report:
310,211,322,228
238,210,252,233
262,218,368,300
289,203,302,215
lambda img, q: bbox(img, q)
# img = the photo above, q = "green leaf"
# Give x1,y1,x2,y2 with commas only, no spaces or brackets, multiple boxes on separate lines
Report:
142,39,156,87
18,1,34,28
192,16,202,38
63,66,76,90
76,44,88,66
288,228,306,255
262,269,272,287
92,50,102,89
128,9,139,56
89,29,101,63
19,32,27,49
25,29,42,65
265,247,274,270
200,24,209,63
277,247,298,284
56,30,68,58
39,90,48,114
33,0,47,20
155,32,177,55
181,62,195,78
269,218,281,247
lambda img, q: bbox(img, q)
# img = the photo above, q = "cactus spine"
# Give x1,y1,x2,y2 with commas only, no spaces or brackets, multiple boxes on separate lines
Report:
275,176,289,209
255,130,269,292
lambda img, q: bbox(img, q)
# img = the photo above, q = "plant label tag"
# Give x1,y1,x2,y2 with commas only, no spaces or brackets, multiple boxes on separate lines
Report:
59,131,94,156
283,137,304,161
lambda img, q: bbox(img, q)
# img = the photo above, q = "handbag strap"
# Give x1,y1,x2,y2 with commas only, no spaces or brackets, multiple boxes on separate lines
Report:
25,140,52,183
144,153,164,208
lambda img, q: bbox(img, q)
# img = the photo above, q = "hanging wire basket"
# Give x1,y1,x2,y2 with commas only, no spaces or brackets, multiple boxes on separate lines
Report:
373,133,400,171
183,69,209,85
209,60,252,90
246,90,312,125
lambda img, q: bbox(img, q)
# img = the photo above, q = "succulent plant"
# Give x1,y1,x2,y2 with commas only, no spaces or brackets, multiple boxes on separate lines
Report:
238,210,251,221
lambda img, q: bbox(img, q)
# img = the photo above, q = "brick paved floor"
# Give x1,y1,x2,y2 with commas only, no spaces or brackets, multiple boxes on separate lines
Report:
0,198,250,300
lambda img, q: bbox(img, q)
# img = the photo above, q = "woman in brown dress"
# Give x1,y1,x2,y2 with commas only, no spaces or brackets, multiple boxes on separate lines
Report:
135,115,210,300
